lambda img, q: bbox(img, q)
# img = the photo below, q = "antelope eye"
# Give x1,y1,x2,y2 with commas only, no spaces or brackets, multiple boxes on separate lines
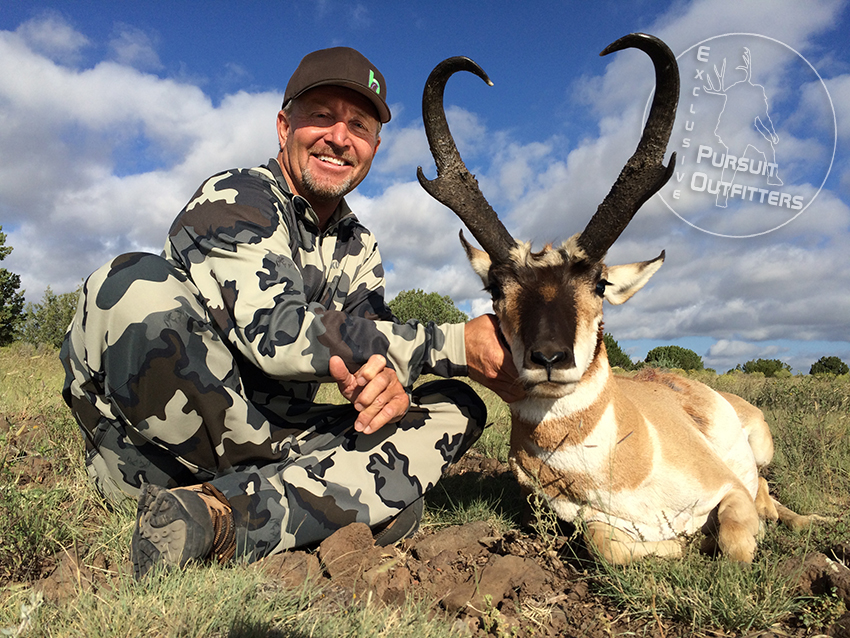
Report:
595,279,611,297
485,282,503,301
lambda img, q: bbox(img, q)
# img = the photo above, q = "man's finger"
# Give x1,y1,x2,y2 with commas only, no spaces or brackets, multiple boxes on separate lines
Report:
329,355,352,383
355,392,409,434
329,355,360,400
353,354,387,386
353,369,392,411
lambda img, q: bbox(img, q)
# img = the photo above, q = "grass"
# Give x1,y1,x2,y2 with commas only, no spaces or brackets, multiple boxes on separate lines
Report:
3,563,462,638
1,344,849,636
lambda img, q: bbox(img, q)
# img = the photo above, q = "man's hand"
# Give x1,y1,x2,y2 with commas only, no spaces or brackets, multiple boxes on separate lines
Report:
329,354,410,435
465,314,525,403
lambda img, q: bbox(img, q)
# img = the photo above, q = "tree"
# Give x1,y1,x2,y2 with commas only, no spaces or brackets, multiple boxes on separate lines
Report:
20,285,80,349
388,289,469,325
0,226,26,346
810,356,849,376
644,345,704,371
741,358,792,377
603,333,634,370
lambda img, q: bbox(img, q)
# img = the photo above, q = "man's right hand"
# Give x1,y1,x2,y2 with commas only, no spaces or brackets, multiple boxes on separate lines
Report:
464,314,525,403
329,354,410,435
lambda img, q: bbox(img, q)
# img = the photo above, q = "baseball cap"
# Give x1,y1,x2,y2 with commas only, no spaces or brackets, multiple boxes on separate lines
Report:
283,47,391,123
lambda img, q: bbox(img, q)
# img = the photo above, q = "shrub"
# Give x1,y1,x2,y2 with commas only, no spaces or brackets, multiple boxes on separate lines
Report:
20,285,80,348
810,356,849,376
388,289,468,324
603,333,634,370
741,358,792,378
644,345,704,371
0,226,25,346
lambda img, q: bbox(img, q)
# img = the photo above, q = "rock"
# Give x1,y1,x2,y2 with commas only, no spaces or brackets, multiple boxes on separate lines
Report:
379,564,412,606
35,549,94,604
441,553,548,614
317,522,385,591
781,552,850,606
255,550,321,588
411,520,492,562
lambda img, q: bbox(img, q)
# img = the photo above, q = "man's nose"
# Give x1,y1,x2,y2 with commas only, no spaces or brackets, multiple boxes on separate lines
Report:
324,120,350,148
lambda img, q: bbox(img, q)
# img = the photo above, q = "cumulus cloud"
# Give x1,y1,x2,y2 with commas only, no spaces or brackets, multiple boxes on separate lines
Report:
15,11,89,65
1,1,848,372
108,24,162,71
0,16,279,297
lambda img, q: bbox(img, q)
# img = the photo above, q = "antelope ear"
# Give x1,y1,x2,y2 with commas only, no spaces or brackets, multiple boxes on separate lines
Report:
460,230,492,286
604,251,665,305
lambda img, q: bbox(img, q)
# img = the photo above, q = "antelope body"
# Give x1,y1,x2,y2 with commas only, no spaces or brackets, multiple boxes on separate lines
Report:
418,34,816,564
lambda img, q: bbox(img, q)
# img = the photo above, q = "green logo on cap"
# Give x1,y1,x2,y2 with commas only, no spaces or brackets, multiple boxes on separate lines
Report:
368,69,381,95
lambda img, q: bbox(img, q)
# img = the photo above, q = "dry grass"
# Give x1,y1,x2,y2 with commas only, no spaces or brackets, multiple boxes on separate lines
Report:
1,346,848,636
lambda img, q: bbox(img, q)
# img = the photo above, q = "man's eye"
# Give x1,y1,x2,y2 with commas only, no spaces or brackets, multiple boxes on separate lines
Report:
595,279,611,297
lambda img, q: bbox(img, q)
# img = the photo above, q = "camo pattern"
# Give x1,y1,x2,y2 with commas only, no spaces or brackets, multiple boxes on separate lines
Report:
60,160,486,562
166,159,466,386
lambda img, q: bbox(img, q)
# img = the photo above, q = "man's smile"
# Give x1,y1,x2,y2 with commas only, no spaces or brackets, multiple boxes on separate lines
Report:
312,151,355,168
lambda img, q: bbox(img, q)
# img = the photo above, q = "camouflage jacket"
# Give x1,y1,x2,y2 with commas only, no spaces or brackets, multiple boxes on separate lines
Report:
165,159,466,403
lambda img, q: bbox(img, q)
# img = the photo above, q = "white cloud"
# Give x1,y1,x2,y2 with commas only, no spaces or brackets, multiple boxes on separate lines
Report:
108,24,162,71
0,1,847,375
15,12,89,65
0,17,279,298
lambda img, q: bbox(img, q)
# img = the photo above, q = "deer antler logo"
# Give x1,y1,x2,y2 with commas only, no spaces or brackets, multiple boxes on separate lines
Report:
702,48,783,207
658,34,835,238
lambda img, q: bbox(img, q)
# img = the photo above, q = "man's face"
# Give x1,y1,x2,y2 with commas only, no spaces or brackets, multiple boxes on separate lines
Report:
277,85,381,208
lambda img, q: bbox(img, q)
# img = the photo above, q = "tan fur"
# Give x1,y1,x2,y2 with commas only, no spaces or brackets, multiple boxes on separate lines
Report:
465,239,821,565
586,521,684,563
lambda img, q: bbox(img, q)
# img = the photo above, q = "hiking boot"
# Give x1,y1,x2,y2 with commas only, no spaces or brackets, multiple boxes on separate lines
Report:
132,483,236,579
372,496,424,547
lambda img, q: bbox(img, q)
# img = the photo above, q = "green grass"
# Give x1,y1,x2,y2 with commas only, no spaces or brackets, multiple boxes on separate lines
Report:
1,345,849,637
564,369,850,635
3,563,462,638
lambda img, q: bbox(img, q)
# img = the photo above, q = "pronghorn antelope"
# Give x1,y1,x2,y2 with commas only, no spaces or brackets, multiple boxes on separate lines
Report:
417,34,818,564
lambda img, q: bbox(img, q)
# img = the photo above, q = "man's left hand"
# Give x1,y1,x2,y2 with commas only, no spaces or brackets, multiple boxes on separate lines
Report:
329,354,410,435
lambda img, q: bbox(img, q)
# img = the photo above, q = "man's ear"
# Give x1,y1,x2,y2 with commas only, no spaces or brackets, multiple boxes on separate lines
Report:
276,110,290,149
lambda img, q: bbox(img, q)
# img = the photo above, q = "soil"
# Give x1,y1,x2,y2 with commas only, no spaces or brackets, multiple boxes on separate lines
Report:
6,417,850,638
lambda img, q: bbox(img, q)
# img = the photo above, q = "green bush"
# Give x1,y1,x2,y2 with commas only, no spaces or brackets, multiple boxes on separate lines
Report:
741,358,791,377
810,356,849,376
644,344,704,371
0,226,25,346
603,333,634,370
388,289,468,324
20,285,80,349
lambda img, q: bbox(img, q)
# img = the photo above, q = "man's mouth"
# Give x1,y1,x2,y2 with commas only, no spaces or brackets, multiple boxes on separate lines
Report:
315,154,351,167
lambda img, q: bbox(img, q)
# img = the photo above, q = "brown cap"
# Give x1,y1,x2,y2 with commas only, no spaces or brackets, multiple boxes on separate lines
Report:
283,47,391,123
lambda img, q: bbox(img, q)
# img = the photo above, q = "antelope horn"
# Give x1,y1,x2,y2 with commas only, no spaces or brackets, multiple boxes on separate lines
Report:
417,57,516,264
577,33,680,263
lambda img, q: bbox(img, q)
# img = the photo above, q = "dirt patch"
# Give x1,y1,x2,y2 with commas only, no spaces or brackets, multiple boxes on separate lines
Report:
249,452,850,637
1,414,60,488
15,450,850,637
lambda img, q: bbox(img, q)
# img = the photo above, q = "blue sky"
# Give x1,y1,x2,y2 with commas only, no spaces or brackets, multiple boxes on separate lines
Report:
1,0,849,373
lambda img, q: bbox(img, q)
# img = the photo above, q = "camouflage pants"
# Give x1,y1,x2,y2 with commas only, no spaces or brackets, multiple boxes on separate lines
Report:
61,253,486,562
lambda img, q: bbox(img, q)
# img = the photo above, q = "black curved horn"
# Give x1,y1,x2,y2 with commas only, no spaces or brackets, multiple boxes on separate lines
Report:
417,57,516,264
578,33,680,262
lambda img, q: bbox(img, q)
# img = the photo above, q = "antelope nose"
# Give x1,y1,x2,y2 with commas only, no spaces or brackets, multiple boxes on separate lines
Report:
530,351,567,367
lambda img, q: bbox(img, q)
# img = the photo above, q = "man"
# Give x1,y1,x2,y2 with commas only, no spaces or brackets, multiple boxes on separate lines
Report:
61,47,520,578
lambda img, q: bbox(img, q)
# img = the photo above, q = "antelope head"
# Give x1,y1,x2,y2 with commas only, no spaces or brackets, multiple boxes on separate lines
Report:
417,34,679,398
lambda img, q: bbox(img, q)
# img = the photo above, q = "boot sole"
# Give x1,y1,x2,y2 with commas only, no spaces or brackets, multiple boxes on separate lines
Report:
131,484,214,578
